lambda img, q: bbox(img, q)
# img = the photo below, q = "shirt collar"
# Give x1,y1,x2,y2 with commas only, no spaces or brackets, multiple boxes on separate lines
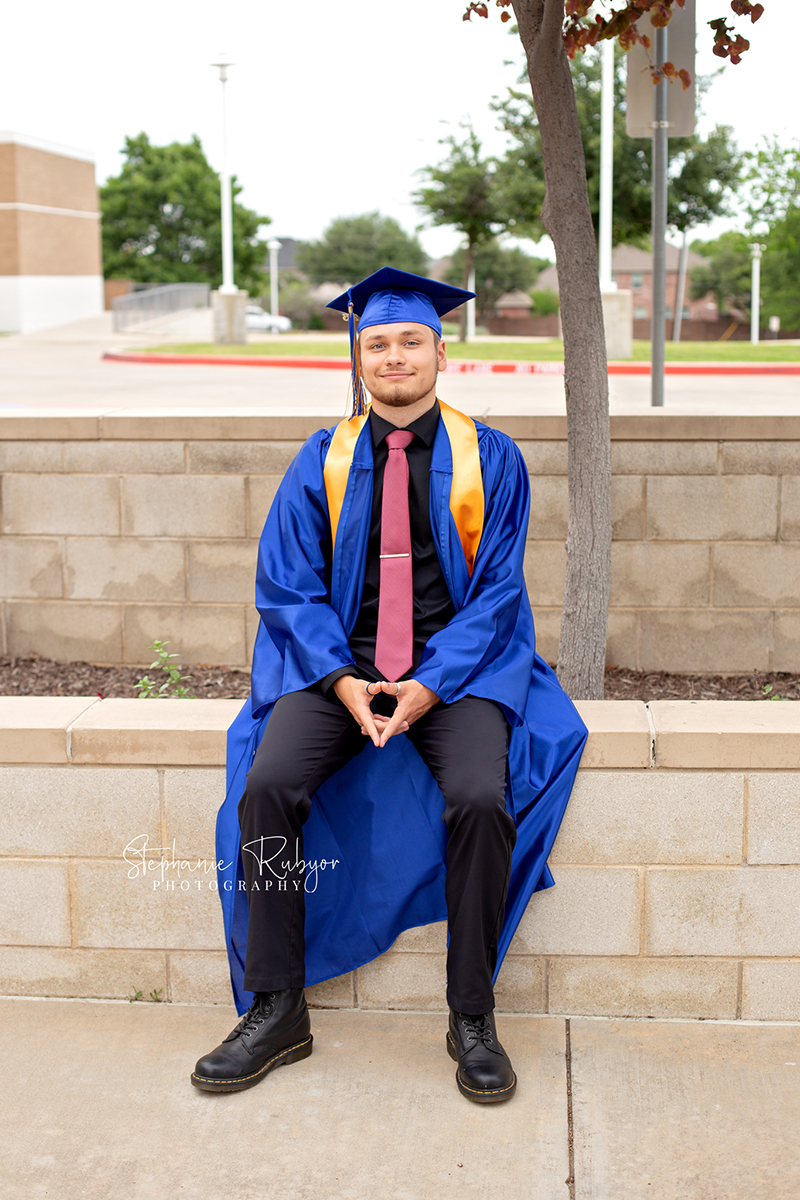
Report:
369,398,440,449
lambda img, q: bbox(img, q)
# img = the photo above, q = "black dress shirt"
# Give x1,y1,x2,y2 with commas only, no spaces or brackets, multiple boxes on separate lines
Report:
320,399,456,693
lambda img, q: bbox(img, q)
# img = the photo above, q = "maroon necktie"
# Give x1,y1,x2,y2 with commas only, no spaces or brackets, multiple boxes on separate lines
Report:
374,429,415,682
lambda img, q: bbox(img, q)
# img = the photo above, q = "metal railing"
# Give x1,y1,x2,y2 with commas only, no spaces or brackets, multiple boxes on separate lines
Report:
111,283,211,331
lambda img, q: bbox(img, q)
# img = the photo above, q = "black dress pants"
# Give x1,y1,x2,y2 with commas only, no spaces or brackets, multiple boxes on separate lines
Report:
237,687,516,1014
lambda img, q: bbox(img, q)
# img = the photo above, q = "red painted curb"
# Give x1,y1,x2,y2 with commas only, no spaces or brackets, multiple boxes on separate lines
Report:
102,351,800,376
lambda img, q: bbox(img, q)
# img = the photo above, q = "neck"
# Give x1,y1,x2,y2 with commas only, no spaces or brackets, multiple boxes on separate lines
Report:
369,391,437,427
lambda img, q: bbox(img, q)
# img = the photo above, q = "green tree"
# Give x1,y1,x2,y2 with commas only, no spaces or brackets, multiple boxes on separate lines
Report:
444,239,549,316
100,133,268,292
689,231,752,319
414,129,509,340
761,207,800,331
492,48,742,246
295,213,428,285
464,0,766,700
742,136,800,229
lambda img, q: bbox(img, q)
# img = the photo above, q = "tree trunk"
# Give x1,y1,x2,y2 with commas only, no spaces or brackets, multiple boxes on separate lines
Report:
512,0,612,700
459,240,475,342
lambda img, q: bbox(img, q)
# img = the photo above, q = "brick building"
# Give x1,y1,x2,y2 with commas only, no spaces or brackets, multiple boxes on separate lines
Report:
0,132,103,332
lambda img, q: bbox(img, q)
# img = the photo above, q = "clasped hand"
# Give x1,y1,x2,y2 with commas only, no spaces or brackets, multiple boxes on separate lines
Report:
332,676,440,748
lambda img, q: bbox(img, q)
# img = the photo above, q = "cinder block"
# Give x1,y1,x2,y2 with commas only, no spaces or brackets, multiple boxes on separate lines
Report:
390,921,447,953
646,476,779,541
741,961,800,1020
547,957,738,1020
68,698,238,766
611,476,644,540
612,441,717,475
187,541,257,603
572,701,650,769
306,972,356,1008
493,956,546,1013
188,441,302,475
528,477,567,539
604,608,639,669
0,696,99,764
721,442,800,475
64,537,186,602
748,773,800,864
781,477,800,540
524,543,566,607
356,952,448,1010
2,475,120,535
163,767,226,860
509,866,641,956
0,859,71,945
0,442,62,472
248,476,283,536
713,544,800,608
610,543,710,608
0,946,167,1000
0,766,160,856
73,860,226,951
169,950,232,1004
775,611,800,674
63,442,185,473
6,600,123,663
650,700,800,769
121,476,245,538
639,609,770,673
518,441,568,475
124,603,246,668
0,537,62,598
645,866,800,956
551,770,743,865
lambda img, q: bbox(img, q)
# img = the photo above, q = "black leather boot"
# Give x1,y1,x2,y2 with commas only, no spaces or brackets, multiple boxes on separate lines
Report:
191,988,312,1092
447,1009,516,1103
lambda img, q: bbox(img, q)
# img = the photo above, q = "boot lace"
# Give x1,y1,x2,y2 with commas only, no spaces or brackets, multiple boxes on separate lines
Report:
459,1013,494,1048
237,991,276,1040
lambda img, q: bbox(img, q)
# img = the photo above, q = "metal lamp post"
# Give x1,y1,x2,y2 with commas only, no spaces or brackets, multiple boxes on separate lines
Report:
267,238,282,326
598,37,616,294
749,243,766,345
211,56,237,296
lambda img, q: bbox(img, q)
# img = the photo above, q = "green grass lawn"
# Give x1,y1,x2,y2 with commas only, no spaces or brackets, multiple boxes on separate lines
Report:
145,339,800,363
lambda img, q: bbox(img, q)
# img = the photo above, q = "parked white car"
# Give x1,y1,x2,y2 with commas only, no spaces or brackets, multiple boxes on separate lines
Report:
245,305,292,333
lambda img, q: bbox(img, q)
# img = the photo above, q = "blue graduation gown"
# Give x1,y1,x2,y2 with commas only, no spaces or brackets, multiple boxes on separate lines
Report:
216,413,588,1015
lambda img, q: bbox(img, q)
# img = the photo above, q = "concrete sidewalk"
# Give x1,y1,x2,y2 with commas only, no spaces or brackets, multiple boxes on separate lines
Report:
2,998,798,1199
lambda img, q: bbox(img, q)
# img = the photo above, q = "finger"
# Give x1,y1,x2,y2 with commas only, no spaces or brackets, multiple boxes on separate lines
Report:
378,709,408,747
357,705,382,748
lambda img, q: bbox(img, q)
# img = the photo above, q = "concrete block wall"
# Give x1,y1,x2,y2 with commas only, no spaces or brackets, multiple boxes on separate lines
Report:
1,696,799,1020
2,412,800,672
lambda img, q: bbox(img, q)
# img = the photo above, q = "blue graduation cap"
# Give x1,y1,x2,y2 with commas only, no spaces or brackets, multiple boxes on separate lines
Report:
326,267,475,416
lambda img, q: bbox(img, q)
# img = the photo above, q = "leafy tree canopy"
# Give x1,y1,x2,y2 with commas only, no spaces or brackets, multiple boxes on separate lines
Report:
760,206,800,331
294,213,428,284
689,230,752,317
492,47,742,246
444,239,549,314
100,133,268,292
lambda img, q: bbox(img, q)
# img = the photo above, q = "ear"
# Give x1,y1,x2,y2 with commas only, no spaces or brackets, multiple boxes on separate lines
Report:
438,338,447,372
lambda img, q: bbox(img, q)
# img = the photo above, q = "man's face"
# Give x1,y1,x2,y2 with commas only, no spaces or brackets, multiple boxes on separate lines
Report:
359,322,446,408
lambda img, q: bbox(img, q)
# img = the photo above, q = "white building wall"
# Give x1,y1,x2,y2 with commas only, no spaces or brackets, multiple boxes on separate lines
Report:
0,275,104,333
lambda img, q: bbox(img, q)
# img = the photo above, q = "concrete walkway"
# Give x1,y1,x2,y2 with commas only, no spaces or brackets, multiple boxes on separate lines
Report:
2,318,800,416
2,998,798,1199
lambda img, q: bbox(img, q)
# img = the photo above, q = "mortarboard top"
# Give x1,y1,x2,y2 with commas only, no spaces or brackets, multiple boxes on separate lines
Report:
326,267,475,416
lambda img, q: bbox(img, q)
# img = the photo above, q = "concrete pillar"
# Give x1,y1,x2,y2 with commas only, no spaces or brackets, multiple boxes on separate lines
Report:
212,289,249,344
602,289,633,360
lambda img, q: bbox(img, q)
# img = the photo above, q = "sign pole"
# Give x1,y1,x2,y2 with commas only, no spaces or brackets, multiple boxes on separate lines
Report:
651,25,669,408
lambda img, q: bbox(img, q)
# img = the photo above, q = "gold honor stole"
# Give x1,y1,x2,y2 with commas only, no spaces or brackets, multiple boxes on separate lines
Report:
323,400,484,576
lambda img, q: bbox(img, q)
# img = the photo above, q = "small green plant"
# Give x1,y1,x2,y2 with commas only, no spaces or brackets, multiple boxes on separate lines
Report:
135,640,195,699
128,987,143,1003
149,987,163,1002
753,670,789,701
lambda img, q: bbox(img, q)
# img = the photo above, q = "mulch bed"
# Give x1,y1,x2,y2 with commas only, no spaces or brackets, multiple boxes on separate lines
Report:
1,654,798,702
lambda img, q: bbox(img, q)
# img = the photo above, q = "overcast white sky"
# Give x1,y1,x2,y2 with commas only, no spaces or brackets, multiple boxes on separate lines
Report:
2,0,795,260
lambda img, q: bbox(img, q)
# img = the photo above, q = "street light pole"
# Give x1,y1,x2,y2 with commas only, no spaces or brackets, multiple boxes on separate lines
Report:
650,24,669,408
267,238,282,325
211,56,237,296
749,243,765,345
